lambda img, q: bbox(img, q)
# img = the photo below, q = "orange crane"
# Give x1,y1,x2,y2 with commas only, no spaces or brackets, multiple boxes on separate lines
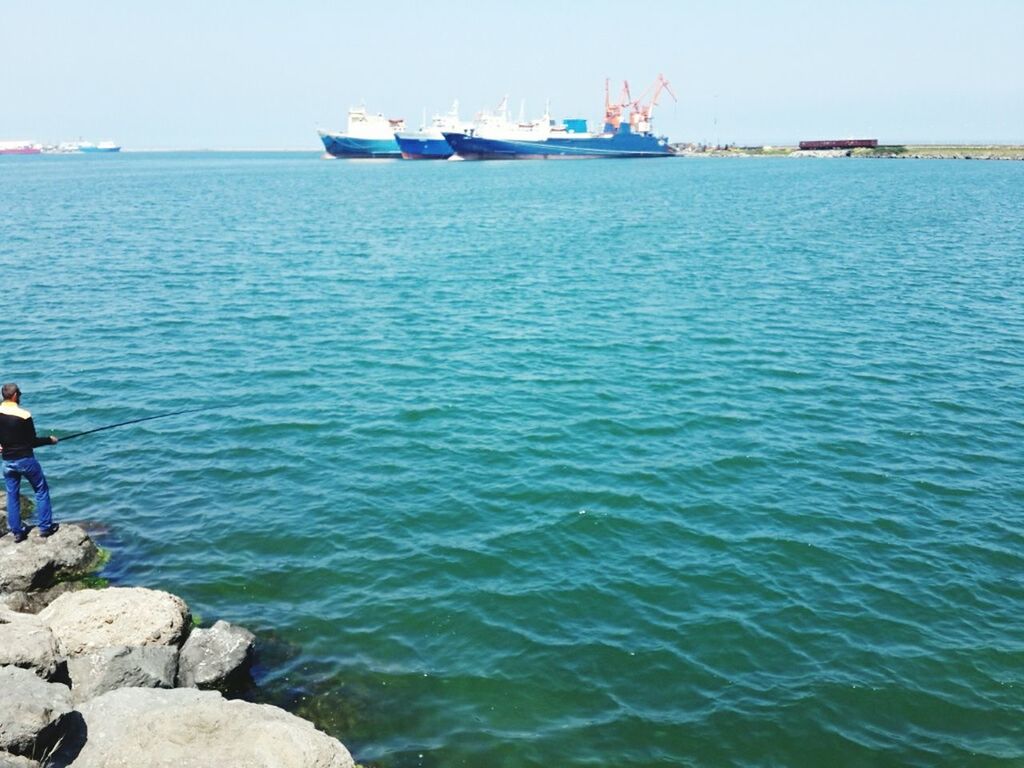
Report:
628,74,677,132
603,78,633,132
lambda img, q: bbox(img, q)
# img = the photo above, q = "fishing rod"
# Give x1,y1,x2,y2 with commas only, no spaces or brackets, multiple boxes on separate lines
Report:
58,405,226,442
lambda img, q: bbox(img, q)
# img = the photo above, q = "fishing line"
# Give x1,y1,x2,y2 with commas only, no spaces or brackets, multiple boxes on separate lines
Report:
59,405,227,441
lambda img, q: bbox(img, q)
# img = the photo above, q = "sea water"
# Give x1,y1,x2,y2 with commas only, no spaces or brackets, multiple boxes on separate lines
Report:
2,153,1022,766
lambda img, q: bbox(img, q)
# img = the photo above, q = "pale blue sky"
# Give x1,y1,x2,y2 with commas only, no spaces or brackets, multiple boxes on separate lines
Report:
2,0,1022,149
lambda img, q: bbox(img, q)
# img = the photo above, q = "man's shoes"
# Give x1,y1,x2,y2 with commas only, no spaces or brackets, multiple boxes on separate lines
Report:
39,523,60,538
12,529,28,543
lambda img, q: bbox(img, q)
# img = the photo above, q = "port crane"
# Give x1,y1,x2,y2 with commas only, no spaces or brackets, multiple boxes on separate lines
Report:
628,74,676,133
603,78,633,131
605,75,676,134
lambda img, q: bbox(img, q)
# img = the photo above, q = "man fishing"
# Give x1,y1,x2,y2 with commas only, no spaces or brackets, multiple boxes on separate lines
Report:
1,383,59,542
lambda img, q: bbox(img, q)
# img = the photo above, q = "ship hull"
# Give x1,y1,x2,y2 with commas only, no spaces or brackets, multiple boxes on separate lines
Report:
319,132,401,159
394,132,454,160
0,147,41,155
79,147,120,153
442,129,672,160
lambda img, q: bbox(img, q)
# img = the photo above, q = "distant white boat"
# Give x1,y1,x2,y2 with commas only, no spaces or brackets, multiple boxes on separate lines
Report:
78,140,121,153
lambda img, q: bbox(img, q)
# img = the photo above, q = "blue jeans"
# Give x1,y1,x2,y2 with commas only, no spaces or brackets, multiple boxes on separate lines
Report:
4,457,54,535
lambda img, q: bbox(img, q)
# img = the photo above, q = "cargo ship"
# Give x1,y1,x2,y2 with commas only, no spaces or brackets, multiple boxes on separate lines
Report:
442,76,677,160
0,140,41,155
394,101,472,160
318,106,405,158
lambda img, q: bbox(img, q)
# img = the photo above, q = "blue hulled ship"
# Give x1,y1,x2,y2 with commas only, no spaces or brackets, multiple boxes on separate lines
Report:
442,76,677,160
443,120,672,160
318,106,405,158
394,101,471,160
78,141,121,153
393,132,454,160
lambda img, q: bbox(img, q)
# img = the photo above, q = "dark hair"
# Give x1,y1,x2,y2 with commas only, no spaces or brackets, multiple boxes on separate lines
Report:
2,383,20,400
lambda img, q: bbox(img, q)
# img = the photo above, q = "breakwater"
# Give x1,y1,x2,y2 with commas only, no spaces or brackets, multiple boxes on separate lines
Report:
0,519,357,767
675,143,1024,159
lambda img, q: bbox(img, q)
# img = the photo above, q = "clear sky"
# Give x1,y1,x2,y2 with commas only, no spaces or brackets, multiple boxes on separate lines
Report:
3,0,1022,149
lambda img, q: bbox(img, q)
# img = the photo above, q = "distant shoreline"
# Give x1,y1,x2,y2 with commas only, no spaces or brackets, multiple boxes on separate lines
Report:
673,144,1024,160
8,145,1024,160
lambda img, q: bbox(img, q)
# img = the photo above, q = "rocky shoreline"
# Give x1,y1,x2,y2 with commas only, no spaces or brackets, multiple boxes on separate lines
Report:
671,144,1024,160
0,517,356,767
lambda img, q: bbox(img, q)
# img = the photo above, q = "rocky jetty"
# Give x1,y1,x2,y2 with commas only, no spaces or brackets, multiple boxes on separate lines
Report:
669,143,1024,160
789,149,852,158
0,523,355,767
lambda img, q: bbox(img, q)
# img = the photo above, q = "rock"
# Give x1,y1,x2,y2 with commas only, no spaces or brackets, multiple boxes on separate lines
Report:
37,587,190,657
0,607,60,679
50,687,355,768
789,148,849,158
177,620,255,689
0,666,73,759
66,645,179,704
0,524,99,594
0,753,41,768
0,581,90,615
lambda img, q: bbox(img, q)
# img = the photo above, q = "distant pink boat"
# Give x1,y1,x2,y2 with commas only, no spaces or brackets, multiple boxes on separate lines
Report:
0,141,41,155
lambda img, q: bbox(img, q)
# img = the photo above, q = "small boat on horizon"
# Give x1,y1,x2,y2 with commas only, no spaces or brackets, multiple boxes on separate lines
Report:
318,106,405,159
78,140,121,153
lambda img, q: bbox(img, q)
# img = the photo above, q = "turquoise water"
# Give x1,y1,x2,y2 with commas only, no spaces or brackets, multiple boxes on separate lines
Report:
3,153,1023,766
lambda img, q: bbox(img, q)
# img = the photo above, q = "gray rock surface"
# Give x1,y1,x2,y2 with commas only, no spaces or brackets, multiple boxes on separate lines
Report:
66,645,179,704
177,620,255,689
0,753,41,768
0,582,88,615
0,607,59,679
51,687,355,768
0,524,99,594
0,666,73,759
789,148,852,158
37,587,190,657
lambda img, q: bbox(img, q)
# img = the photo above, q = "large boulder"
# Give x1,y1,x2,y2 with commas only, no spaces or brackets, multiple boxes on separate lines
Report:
0,524,99,594
0,666,73,759
50,687,355,768
66,645,179,704
37,587,190,657
0,607,60,679
177,620,255,689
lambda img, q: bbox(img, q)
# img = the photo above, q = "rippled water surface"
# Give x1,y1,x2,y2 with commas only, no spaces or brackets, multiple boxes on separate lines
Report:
3,153,1023,766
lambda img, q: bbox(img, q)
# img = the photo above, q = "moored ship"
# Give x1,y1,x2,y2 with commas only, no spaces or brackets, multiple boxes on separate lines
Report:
0,140,42,155
394,101,472,160
443,76,676,160
319,106,405,158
